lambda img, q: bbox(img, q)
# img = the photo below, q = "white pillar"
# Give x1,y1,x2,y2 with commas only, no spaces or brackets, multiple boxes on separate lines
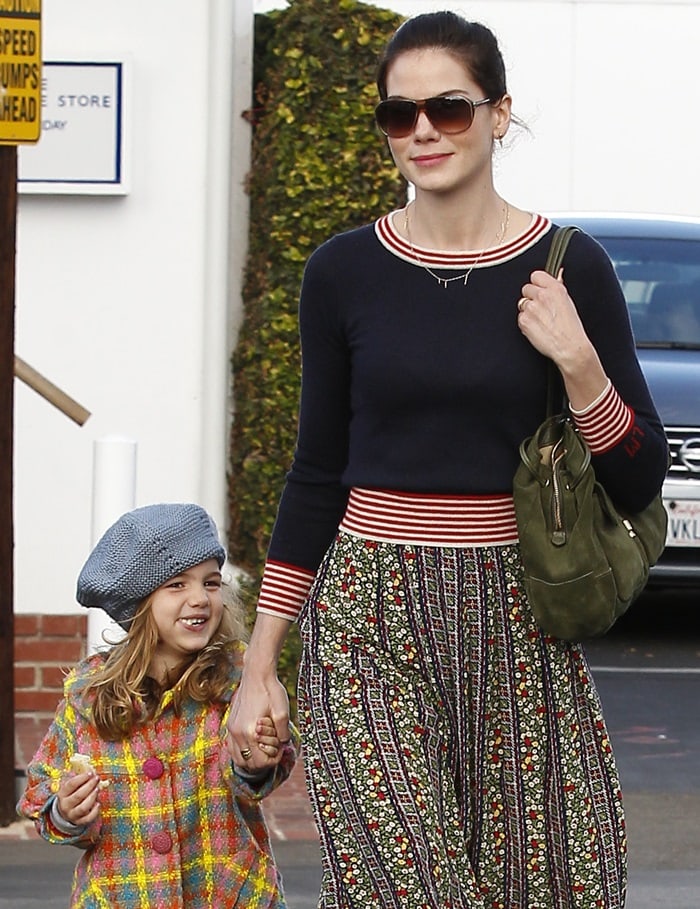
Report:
86,436,137,655
197,0,251,532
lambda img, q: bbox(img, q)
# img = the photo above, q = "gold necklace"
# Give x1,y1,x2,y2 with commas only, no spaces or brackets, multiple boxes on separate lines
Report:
403,202,510,289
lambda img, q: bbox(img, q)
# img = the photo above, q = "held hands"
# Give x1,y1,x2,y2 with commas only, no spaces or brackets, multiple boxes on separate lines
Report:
57,770,103,828
226,671,291,772
232,716,284,768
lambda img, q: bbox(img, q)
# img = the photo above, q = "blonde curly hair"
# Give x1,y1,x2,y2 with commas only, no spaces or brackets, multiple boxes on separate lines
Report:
84,577,247,740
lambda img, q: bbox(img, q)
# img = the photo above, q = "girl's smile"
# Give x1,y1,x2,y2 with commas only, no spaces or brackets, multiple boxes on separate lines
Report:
180,615,210,628
148,558,224,677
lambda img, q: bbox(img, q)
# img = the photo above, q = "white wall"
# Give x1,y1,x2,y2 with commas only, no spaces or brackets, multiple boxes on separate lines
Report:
14,0,699,617
13,0,252,614
256,0,700,215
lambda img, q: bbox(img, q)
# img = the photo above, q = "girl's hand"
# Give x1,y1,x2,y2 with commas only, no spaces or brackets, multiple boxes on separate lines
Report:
255,715,284,761
57,771,102,827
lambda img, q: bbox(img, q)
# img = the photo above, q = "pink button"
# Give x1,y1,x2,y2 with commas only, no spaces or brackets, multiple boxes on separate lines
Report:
143,757,164,780
151,831,172,854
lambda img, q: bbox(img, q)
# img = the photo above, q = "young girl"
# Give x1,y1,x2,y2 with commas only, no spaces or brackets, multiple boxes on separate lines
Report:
18,502,299,909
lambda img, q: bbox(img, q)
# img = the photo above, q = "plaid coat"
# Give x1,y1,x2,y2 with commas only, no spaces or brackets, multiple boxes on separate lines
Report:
18,643,300,908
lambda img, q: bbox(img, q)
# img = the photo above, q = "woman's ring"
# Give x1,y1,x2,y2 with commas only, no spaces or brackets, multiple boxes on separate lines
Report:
517,297,528,313
240,747,252,760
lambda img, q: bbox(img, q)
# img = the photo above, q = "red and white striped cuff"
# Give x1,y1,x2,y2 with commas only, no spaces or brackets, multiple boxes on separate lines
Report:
570,381,634,454
256,560,315,622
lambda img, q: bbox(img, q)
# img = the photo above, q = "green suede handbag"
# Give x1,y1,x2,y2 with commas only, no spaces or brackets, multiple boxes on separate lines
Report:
512,226,668,641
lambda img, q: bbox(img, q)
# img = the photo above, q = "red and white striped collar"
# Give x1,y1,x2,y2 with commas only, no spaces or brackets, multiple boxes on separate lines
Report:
375,209,551,270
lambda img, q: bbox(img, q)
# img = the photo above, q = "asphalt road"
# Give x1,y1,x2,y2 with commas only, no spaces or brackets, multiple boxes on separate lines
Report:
585,588,700,907
1,589,698,908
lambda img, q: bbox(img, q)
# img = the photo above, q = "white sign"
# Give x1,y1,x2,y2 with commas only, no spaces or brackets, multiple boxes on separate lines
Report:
18,60,127,194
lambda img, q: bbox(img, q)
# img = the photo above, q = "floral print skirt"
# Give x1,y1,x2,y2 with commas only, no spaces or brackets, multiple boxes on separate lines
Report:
297,531,626,909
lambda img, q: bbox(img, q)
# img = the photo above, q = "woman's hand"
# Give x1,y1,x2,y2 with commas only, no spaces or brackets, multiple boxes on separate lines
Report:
227,674,290,771
517,269,589,362
57,771,102,827
517,268,608,410
226,612,293,772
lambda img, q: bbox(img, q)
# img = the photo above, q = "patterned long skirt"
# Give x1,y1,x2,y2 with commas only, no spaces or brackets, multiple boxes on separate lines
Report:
297,526,626,908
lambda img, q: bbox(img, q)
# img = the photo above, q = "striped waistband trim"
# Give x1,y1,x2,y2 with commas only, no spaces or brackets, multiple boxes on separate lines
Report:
339,488,519,547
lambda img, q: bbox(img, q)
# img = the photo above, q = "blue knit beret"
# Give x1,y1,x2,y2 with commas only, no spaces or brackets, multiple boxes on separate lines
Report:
76,503,226,628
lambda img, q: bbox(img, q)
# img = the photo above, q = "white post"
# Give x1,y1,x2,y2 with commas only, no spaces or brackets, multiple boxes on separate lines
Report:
86,436,138,655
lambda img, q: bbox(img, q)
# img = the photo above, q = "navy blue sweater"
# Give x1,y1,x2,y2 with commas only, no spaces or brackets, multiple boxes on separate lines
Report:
267,214,668,574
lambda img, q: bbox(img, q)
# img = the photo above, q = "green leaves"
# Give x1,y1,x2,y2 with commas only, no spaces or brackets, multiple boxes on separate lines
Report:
228,0,404,706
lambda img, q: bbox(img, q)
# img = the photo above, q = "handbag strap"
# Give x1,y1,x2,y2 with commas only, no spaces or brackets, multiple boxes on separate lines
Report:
544,226,580,417
544,225,579,277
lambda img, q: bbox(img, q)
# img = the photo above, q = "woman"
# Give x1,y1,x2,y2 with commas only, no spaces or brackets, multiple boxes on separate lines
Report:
229,11,668,908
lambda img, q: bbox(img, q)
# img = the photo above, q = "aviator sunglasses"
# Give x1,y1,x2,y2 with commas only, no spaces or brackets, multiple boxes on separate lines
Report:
375,94,492,139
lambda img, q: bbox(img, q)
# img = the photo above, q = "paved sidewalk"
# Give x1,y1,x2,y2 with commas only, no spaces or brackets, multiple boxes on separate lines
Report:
6,718,319,844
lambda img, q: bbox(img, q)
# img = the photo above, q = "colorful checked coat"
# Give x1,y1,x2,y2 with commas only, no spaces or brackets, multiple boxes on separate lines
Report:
18,642,300,908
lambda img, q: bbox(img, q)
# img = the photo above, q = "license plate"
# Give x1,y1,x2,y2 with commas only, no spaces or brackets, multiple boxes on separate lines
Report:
664,499,700,547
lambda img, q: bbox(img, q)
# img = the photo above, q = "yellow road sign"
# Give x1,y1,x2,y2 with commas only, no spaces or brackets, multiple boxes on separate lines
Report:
0,0,42,145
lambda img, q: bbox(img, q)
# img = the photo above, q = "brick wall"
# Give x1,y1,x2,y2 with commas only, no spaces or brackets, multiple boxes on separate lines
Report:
14,614,87,770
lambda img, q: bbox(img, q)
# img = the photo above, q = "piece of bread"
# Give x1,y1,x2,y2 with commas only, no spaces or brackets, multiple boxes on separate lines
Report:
69,753,93,774
69,753,110,789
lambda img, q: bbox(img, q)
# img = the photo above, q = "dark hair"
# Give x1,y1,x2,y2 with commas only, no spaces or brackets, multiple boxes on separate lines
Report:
376,11,507,102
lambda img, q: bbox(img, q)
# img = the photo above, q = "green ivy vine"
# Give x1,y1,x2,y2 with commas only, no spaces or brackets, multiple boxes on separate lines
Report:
228,0,405,707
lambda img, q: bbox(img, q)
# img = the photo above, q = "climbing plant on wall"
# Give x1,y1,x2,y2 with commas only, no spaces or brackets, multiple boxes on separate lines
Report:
228,0,404,702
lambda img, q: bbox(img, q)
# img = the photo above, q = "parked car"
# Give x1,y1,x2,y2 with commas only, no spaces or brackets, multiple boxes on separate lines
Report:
551,213,700,585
